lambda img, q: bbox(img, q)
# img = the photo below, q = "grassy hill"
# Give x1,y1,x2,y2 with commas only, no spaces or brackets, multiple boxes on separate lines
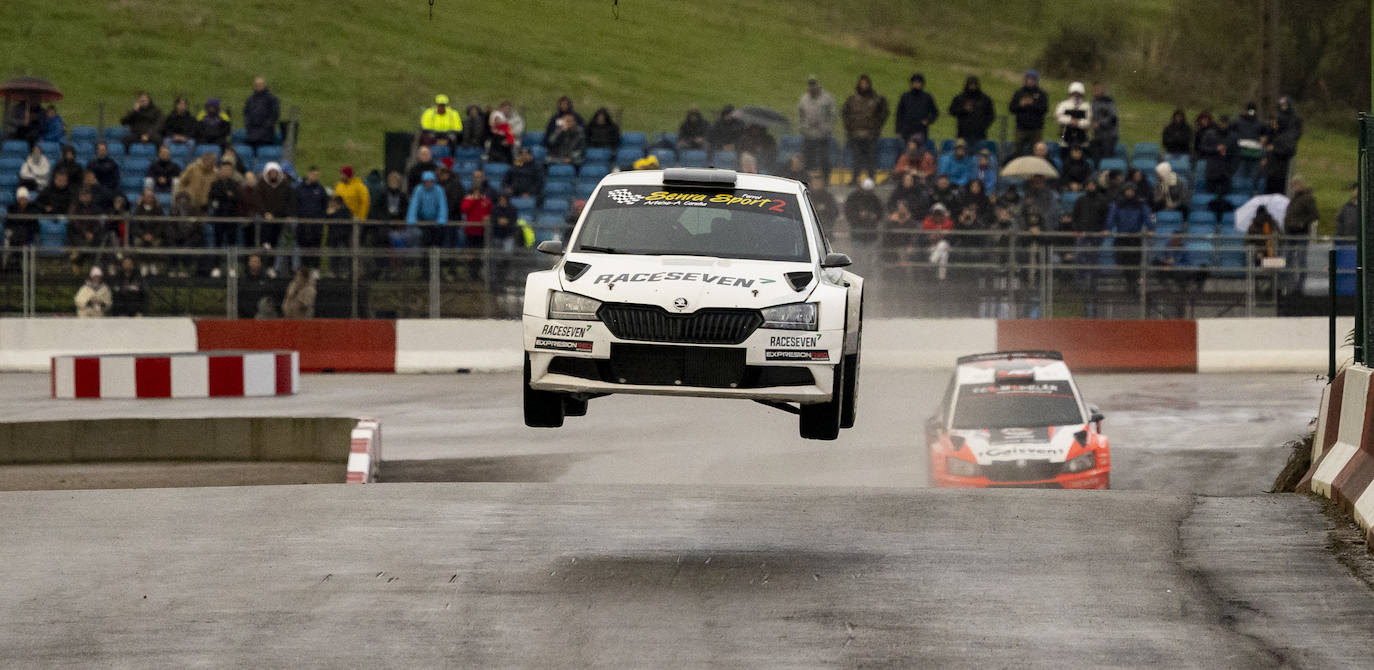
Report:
0,0,1358,225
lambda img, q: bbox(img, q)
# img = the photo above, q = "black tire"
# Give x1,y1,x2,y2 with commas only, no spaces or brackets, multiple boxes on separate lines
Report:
563,395,588,417
840,352,860,429
523,354,565,428
799,359,843,440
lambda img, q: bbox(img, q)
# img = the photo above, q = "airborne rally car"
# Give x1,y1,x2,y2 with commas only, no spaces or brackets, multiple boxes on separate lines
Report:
522,168,864,439
926,351,1110,489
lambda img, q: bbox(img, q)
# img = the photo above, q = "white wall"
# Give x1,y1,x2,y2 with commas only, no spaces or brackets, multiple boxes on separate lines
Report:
1197,317,1353,373
862,318,999,369
394,319,524,373
0,318,198,372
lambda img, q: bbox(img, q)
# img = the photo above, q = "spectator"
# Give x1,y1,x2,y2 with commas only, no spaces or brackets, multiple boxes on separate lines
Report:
1230,102,1265,189
883,200,919,255
371,171,409,248
460,182,493,250
895,73,938,144
1089,82,1119,162
1281,176,1317,290
779,154,808,183
110,256,146,317
160,96,197,145
87,142,121,193
208,160,243,250
1105,184,1153,290
120,91,163,145
175,152,218,215
19,144,50,190
68,188,109,249
52,144,84,187
1161,109,1191,161
547,114,586,165
888,171,930,217
238,254,279,318
948,75,995,143
258,161,295,248
1336,183,1359,239
1022,174,1060,231
323,193,354,250
294,166,330,251
490,192,520,252
891,138,928,182
1070,178,1110,236
542,96,585,145
1122,168,1150,201
504,146,544,198
1247,205,1279,263
497,101,525,142
406,145,438,192
922,202,955,243
1152,162,1190,214
406,170,448,247
1054,82,1092,150
808,174,839,235
37,171,74,216
1204,143,1233,195
243,76,281,148
1061,145,1092,190
434,162,462,217
420,94,463,146
486,104,519,163
5,187,38,248
707,105,745,151
1008,70,1049,157
469,168,499,201
736,124,777,173
840,74,890,186
973,149,997,192
1193,112,1220,160
798,77,838,183
677,108,709,151
843,177,883,243
195,98,232,147
334,166,370,220
166,192,206,263
239,171,263,221
41,105,65,143
957,177,993,229
146,145,181,193
131,189,165,250
585,107,621,150
1266,96,1303,195
937,139,976,187
281,267,316,318
929,174,960,214
461,105,488,148
75,267,112,317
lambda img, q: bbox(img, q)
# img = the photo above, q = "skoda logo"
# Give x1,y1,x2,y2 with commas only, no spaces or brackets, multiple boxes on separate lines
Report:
672,297,688,311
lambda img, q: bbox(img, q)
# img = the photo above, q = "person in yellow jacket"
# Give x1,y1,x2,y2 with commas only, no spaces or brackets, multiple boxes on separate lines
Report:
420,94,463,146
333,165,371,220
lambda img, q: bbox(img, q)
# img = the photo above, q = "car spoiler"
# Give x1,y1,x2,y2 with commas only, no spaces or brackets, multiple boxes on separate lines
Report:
956,350,1064,365
662,168,738,187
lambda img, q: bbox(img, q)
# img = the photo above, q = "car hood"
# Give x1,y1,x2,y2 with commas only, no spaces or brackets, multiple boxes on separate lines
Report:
949,425,1083,465
557,253,816,309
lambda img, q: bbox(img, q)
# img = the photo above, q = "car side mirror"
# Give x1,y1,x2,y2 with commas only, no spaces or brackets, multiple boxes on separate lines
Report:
821,252,852,268
537,240,564,255
925,415,942,438
1089,405,1104,430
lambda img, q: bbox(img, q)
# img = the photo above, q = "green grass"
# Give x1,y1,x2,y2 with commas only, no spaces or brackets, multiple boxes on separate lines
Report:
0,0,1358,226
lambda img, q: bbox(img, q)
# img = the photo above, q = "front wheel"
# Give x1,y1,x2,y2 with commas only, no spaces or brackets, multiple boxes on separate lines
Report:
799,360,844,440
523,354,565,428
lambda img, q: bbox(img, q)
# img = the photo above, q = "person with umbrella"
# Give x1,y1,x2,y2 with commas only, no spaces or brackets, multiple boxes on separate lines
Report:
1,77,62,142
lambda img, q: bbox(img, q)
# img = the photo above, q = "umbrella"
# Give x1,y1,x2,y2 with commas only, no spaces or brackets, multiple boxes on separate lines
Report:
1232,193,1290,233
732,105,790,131
0,76,62,102
999,156,1059,179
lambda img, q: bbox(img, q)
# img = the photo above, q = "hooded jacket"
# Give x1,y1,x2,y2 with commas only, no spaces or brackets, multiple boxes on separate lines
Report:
1106,194,1152,234
406,171,448,224
121,103,163,141
175,158,219,211
1009,81,1049,130
195,104,232,146
1091,93,1118,141
584,108,621,149
1271,100,1303,159
798,87,838,139
243,88,281,144
334,177,371,220
841,76,890,140
948,77,995,141
895,84,939,140
1161,111,1192,155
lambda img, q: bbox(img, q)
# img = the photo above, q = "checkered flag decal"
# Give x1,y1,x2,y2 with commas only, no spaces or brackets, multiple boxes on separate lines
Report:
607,188,644,205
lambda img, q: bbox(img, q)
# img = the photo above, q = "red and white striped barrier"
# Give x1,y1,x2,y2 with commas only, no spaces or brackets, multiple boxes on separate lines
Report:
347,418,382,483
1303,365,1374,547
51,351,299,399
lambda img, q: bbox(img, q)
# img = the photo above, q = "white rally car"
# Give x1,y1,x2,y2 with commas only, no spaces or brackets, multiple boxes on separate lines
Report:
522,168,864,439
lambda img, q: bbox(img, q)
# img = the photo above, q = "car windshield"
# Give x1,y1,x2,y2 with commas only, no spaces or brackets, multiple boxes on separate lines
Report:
951,380,1084,429
573,185,810,262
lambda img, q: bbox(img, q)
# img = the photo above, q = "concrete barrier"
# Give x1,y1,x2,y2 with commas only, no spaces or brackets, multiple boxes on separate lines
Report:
863,318,997,369
1197,317,1353,373
997,319,1197,372
1302,366,1374,547
0,317,196,372
51,351,299,399
395,319,522,373
195,319,396,372
0,417,358,464
348,419,382,483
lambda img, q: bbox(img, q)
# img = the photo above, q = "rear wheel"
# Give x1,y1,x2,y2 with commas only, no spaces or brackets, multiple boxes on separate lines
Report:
523,354,565,428
799,360,844,440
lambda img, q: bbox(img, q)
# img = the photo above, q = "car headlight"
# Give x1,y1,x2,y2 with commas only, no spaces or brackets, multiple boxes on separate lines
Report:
946,457,980,477
548,291,602,320
760,302,818,331
1063,452,1096,473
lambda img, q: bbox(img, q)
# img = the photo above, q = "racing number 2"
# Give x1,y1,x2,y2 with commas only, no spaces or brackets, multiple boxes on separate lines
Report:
768,200,786,213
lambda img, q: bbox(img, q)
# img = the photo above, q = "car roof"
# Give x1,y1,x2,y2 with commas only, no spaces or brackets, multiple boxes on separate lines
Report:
954,351,1074,384
596,168,806,195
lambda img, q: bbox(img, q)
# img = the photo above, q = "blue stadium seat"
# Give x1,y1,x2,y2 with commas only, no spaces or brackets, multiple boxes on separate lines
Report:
120,175,145,192
528,145,547,164
779,135,804,153
128,143,157,158
678,149,708,168
1061,191,1082,211
453,146,482,161
0,192,12,209
711,150,737,169
429,145,451,159
0,157,25,172
650,148,678,167
455,159,482,176
1155,210,1184,230
256,145,283,161
1188,210,1216,226
585,147,613,164
1097,157,1128,174
1216,231,1248,276
38,141,61,157
39,219,67,248
548,164,576,180
652,132,678,147
73,140,96,157
575,182,597,199
70,126,98,142
1132,142,1160,161
231,129,247,144
1168,156,1191,174
511,196,536,212
616,147,644,165
522,131,545,147
541,198,570,214
621,131,647,149
1129,158,1157,174
1045,141,1061,157
1189,193,1214,211
156,193,172,210
195,145,220,159
1230,175,1256,196
0,172,19,189
1,139,29,156
1224,194,1249,210
103,127,128,143
1112,142,1129,159
125,157,152,174
1182,238,1215,267
167,144,191,163
534,213,564,243
484,162,510,181
542,181,573,199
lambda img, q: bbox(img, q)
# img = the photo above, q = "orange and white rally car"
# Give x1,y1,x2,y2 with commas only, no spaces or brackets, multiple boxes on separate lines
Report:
926,351,1110,489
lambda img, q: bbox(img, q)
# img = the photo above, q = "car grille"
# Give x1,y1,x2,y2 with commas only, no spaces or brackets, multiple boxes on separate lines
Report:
597,303,763,345
608,344,746,387
548,354,814,388
981,461,1063,482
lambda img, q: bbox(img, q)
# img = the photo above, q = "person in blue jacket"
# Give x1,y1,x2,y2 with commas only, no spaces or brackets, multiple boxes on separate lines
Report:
937,139,977,186
406,170,448,248
1105,184,1154,291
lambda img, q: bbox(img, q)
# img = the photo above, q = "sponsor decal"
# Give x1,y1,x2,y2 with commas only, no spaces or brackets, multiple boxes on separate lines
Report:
982,446,1062,459
534,337,594,352
606,188,646,205
768,334,821,348
541,324,593,338
765,349,830,361
591,272,762,288
601,187,796,215
991,426,1050,444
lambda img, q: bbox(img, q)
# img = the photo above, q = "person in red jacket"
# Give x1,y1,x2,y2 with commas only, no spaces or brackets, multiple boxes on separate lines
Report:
459,184,492,249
